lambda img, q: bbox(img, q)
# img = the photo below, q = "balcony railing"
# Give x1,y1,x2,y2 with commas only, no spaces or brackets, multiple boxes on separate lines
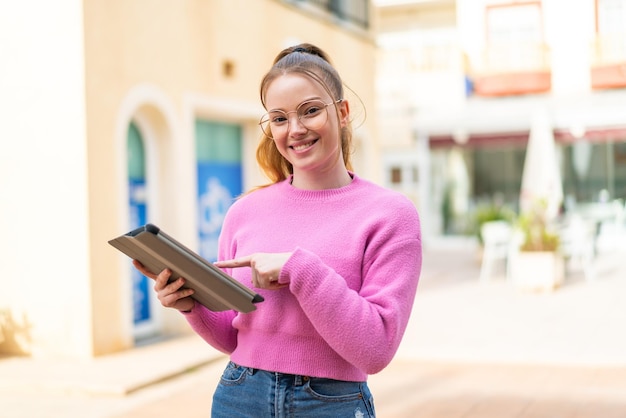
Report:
468,41,551,97
592,34,626,65
591,34,626,89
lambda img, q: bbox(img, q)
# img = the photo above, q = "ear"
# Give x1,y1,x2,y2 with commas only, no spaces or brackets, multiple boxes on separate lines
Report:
338,100,350,128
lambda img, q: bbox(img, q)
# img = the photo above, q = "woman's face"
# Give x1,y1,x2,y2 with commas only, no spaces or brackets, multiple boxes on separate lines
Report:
263,74,348,177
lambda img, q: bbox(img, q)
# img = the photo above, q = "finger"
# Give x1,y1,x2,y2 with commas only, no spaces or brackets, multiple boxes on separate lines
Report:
155,277,191,299
254,277,286,290
163,277,188,294
153,268,172,290
214,256,252,268
132,260,158,279
250,270,259,289
159,287,194,309
266,282,288,290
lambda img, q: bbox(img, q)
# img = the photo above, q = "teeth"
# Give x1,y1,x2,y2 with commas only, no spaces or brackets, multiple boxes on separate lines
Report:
293,141,315,151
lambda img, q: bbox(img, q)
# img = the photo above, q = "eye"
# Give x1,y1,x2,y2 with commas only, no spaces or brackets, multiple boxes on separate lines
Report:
269,112,287,124
299,102,324,118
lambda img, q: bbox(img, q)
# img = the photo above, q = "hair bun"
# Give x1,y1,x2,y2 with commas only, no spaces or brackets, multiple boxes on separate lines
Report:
277,43,332,65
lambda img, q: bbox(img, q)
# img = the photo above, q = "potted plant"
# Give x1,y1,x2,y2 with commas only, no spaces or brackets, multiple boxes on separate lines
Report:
510,199,564,292
473,201,516,246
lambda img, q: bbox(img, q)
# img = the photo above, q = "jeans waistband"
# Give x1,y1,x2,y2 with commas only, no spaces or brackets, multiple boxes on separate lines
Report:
232,362,313,386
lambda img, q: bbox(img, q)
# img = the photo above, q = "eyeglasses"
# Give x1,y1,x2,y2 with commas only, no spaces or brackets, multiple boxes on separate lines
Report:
259,99,342,139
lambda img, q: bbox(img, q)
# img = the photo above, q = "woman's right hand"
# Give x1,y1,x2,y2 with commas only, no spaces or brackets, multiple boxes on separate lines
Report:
132,260,195,312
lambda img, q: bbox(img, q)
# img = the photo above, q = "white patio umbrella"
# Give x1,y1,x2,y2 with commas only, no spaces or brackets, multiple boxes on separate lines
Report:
519,109,564,220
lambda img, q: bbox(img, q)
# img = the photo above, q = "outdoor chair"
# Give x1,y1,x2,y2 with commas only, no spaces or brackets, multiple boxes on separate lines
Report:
558,215,596,282
479,220,514,283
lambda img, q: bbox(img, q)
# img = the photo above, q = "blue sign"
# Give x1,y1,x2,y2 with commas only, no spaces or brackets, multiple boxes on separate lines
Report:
197,162,242,262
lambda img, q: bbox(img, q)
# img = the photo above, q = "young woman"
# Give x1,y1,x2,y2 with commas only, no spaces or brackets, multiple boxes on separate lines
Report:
134,43,422,417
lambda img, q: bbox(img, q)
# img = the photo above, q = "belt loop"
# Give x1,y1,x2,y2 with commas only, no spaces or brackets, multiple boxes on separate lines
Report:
294,375,310,386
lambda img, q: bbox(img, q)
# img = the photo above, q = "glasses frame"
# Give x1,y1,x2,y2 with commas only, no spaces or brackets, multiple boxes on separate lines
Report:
259,99,343,139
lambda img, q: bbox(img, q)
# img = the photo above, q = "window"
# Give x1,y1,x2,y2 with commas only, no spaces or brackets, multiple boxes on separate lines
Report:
595,0,626,61
285,0,369,30
487,2,543,44
597,0,626,34
390,166,402,184
483,2,546,71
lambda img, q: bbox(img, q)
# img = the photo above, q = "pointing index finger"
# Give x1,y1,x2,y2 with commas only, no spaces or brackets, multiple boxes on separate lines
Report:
214,256,252,269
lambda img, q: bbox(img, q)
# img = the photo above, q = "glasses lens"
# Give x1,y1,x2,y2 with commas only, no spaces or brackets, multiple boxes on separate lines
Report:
259,100,331,139
259,114,274,138
297,100,328,131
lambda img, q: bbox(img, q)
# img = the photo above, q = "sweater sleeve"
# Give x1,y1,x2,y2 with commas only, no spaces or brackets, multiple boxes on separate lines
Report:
281,203,422,374
182,304,238,354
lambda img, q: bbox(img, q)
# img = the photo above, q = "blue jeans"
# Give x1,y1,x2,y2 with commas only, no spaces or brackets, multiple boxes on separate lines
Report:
211,361,376,417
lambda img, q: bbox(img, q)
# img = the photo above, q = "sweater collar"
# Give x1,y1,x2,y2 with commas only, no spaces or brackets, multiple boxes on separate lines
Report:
280,172,359,201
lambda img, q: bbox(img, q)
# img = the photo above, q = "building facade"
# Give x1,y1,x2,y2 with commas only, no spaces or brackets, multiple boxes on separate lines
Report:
0,0,378,358
376,0,626,241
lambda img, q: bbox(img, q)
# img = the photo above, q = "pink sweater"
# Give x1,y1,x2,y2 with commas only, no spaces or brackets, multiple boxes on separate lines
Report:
184,174,422,382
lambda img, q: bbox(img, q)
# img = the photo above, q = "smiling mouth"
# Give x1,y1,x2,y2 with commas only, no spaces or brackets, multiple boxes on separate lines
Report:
291,139,318,151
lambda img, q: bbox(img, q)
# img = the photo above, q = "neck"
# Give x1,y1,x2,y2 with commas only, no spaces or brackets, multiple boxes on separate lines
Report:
291,168,353,190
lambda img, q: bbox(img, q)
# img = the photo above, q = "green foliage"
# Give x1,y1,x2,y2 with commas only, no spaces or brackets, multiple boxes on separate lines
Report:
473,202,516,245
517,199,560,252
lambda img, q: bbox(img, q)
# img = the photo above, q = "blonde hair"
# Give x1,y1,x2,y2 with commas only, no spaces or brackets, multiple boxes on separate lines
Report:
255,43,354,187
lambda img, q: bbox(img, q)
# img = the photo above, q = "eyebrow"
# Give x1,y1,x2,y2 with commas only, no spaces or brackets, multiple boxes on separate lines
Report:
267,97,325,113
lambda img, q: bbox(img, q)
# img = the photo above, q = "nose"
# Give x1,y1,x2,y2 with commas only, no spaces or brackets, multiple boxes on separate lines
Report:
288,114,307,135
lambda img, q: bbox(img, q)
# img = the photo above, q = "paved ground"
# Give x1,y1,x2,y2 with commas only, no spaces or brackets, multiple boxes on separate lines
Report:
1,237,625,417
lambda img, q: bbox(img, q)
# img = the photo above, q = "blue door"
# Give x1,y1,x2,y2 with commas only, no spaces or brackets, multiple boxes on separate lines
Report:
196,120,243,262
127,122,152,326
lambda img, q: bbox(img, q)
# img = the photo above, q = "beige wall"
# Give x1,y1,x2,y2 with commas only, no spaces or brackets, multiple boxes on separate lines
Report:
1,0,378,358
0,1,93,358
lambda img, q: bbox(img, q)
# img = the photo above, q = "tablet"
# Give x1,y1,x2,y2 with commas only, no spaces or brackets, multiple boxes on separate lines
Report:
108,223,263,313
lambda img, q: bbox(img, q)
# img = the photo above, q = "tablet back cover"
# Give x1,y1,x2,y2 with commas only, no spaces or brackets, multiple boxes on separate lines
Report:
108,224,263,313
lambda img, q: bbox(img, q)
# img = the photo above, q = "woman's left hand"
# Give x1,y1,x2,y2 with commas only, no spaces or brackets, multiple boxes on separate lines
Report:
214,252,292,290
